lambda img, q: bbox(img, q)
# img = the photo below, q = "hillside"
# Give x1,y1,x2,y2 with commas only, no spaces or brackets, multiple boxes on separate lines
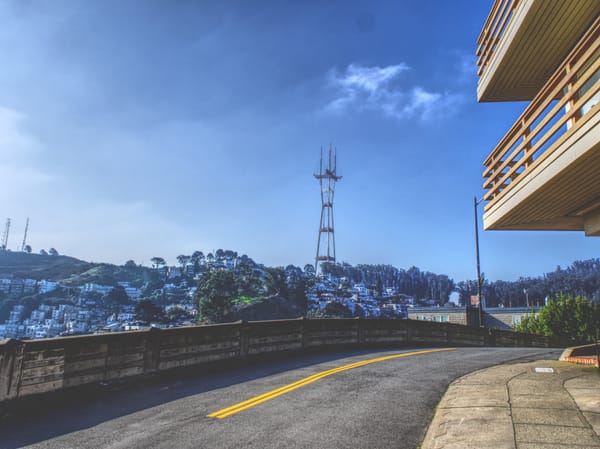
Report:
61,263,152,288
224,295,306,322
0,251,94,281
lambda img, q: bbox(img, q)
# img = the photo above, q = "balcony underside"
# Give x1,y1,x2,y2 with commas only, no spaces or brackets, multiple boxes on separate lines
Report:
478,0,600,102
483,113,600,235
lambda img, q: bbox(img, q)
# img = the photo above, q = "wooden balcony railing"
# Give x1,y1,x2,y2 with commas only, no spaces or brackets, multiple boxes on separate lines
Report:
476,0,520,77
483,17,600,209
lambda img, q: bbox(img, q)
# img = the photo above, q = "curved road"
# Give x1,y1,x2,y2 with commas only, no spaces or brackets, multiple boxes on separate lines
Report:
1,347,562,449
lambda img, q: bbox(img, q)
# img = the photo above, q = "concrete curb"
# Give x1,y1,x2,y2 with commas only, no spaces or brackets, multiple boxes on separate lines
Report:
562,355,599,367
560,342,600,357
560,343,600,368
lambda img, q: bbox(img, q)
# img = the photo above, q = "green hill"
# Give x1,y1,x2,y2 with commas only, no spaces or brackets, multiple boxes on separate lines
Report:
0,251,93,281
61,263,152,288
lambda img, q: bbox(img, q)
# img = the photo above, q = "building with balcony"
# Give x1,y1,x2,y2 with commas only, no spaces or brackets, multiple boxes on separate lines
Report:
477,0,600,235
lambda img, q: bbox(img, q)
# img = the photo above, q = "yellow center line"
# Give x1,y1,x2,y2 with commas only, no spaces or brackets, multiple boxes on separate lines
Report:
207,347,456,419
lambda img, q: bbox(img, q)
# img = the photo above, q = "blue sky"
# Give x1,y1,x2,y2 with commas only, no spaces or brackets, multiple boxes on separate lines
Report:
1,0,598,281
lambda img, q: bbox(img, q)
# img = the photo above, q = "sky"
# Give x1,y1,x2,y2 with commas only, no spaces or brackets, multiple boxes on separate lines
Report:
0,0,598,282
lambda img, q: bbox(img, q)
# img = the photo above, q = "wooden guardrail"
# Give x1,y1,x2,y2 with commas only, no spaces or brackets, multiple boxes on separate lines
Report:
476,0,520,77
0,318,570,404
483,17,600,209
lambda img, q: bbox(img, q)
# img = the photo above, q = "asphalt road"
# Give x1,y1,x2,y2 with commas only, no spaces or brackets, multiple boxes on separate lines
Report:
0,347,562,449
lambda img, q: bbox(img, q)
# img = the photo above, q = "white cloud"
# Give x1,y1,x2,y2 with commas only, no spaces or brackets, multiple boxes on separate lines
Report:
336,63,409,93
324,63,462,121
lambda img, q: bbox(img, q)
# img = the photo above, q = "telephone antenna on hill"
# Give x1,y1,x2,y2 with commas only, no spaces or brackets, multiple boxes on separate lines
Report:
314,144,342,275
21,217,30,251
1,218,11,251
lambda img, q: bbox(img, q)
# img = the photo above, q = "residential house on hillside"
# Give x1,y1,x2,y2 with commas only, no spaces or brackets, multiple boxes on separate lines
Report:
351,283,370,298
38,280,59,294
0,278,10,295
81,283,113,296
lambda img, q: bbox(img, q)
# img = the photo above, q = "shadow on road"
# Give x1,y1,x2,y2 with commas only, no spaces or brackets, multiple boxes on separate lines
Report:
0,347,410,448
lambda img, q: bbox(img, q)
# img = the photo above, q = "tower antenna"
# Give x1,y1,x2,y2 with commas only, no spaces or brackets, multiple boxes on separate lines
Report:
314,144,342,275
1,218,11,252
21,217,29,251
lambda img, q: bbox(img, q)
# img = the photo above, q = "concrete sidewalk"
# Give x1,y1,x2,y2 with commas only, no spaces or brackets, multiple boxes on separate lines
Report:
420,359,600,449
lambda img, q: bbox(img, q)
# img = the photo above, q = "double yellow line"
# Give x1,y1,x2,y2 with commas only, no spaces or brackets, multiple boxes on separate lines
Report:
207,347,456,419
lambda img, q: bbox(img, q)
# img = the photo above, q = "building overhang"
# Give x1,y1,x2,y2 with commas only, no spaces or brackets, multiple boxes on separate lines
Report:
584,209,600,236
477,0,600,102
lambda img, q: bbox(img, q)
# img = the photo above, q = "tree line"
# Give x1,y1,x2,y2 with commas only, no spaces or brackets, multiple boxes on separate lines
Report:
320,262,455,304
457,258,600,307
318,258,600,307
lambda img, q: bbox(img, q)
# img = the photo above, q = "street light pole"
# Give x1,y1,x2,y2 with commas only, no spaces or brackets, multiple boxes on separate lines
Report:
474,196,483,327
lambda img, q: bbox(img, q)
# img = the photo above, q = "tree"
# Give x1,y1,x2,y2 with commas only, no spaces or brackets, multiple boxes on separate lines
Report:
287,277,309,313
238,254,253,266
376,278,383,297
124,259,137,268
304,264,316,276
39,249,48,255
151,257,166,269
166,305,190,322
23,245,32,253
19,296,42,319
191,251,204,264
103,286,131,311
456,280,478,306
48,247,59,256
135,300,166,324
323,301,353,318
236,262,262,297
515,293,600,343
177,254,191,270
196,269,237,323
0,298,17,322
264,267,288,296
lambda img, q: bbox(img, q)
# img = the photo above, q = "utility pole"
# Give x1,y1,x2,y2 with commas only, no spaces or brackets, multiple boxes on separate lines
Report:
474,197,483,327
314,144,342,275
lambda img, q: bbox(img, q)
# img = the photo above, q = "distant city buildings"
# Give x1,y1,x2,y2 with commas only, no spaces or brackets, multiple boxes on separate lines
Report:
307,276,409,319
0,276,162,339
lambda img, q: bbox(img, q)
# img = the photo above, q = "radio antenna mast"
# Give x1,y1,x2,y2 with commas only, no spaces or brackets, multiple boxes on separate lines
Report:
1,218,11,251
21,217,30,251
314,144,342,275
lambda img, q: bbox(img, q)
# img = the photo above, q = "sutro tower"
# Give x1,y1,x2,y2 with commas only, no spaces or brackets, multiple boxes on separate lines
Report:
314,144,342,274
